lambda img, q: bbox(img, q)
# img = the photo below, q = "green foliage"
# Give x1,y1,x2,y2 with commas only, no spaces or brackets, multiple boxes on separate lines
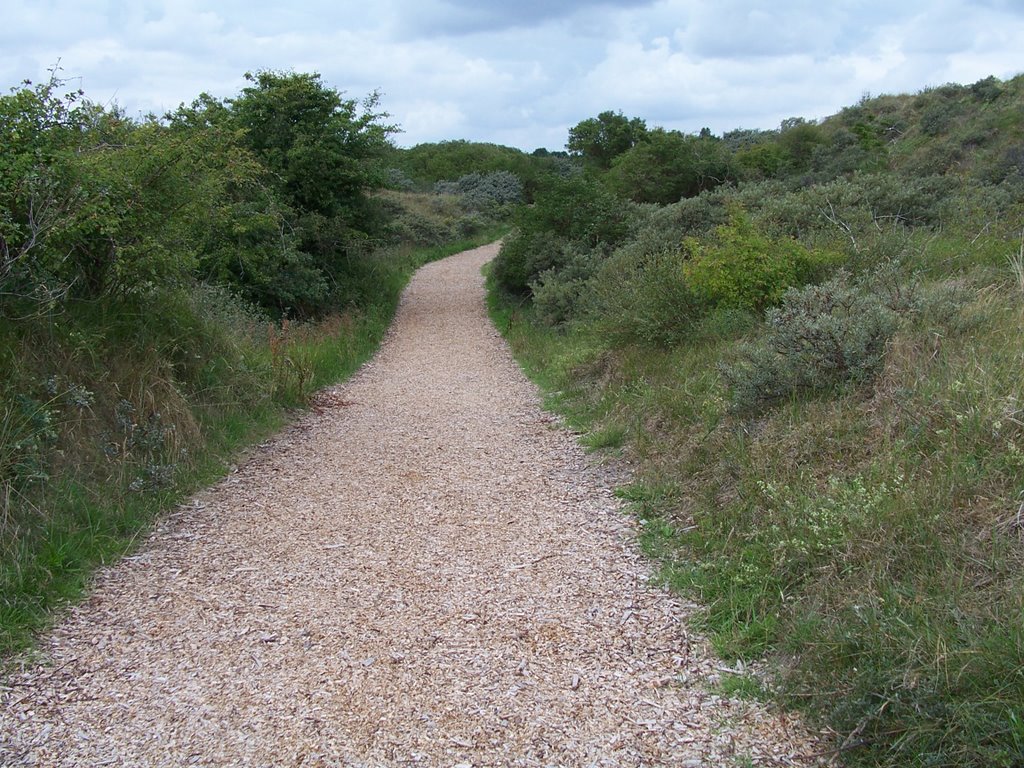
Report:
720,272,899,410
54,119,206,299
375,189,490,247
607,129,736,204
567,110,648,170
0,75,98,309
683,210,835,313
433,170,524,210
530,245,602,327
735,142,787,179
390,140,559,200
533,207,834,342
586,245,700,346
491,229,568,299
920,100,959,137
491,174,633,295
393,140,529,184
970,75,1004,103
227,70,399,316
777,118,828,172
167,95,326,315
231,71,394,220
1,72,375,319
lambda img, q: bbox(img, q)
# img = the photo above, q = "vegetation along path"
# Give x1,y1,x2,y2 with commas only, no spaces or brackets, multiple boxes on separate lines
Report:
1,244,824,766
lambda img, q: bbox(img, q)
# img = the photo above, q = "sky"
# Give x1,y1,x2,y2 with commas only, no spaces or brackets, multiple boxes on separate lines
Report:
4,0,1023,152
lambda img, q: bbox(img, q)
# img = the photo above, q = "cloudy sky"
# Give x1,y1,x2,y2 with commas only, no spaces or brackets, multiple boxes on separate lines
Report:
4,0,1023,151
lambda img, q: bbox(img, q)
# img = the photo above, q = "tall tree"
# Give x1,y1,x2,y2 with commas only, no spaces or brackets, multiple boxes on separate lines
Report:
567,110,648,170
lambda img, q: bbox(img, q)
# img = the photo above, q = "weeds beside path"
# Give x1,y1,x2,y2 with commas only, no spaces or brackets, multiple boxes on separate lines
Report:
1,243,826,766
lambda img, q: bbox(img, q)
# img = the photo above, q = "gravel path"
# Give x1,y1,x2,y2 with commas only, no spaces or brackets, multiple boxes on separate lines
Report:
1,243,825,767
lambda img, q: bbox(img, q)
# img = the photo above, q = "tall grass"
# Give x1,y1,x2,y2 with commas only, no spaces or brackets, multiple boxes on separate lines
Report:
1009,231,1024,296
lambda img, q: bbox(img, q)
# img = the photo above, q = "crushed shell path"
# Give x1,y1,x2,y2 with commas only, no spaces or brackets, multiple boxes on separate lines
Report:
1,243,826,767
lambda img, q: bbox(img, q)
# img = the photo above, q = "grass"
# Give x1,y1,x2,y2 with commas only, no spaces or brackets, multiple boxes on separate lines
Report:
486,227,1024,766
1009,232,1024,295
0,229,506,662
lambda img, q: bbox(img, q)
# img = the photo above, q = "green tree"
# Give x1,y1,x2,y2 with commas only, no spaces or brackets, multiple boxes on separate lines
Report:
228,70,399,315
567,110,648,170
230,72,395,257
777,118,828,173
167,94,326,314
607,129,736,204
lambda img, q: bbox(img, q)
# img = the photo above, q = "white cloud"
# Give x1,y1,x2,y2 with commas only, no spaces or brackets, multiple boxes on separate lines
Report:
395,99,468,140
1,0,1022,149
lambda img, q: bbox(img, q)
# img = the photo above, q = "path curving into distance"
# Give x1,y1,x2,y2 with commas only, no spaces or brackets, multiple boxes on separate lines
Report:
1,243,824,767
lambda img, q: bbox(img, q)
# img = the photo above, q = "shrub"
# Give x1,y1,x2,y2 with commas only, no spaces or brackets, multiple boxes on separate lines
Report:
577,209,835,347
434,170,523,209
586,244,702,346
970,75,1003,103
530,245,606,327
683,210,835,312
918,94,965,138
621,192,730,257
491,230,569,297
386,209,454,246
383,168,417,191
721,273,900,410
491,175,633,295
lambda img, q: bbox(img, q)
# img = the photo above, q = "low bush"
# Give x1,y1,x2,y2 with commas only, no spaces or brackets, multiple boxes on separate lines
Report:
720,273,899,410
683,209,836,313
434,170,524,210
491,229,569,298
586,244,701,346
530,245,606,327
491,175,634,296
580,210,834,346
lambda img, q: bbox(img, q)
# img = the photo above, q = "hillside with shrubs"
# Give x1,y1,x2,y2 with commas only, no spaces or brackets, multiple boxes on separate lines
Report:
490,75,1024,767
0,70,562,656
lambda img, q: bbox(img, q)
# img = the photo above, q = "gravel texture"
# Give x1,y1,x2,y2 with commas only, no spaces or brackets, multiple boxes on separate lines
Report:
1,243,827,767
